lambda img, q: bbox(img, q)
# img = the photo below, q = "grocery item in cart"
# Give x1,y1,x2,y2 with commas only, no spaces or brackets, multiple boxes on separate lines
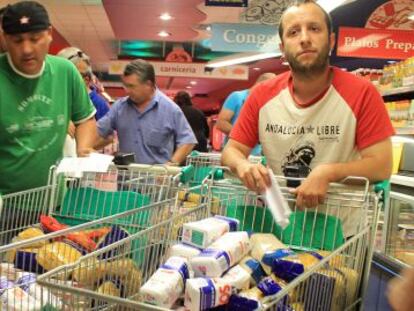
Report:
16,272,62,309
0,276,41,311
72,258,106,286
182,216,239,248
168,243,201,262
16,228,47,248
220,264,250,290
250,233,286,275
36,241,82,271
139,256,189,308
14,248,45,274
40,215,96,252
184,277,232,311
96,225,130,259
102,258,142,296
239,256,266,286
190,231,250,277
228,276,288,311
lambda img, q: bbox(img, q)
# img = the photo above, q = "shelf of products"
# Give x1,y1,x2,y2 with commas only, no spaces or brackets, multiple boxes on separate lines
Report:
382,85,414,102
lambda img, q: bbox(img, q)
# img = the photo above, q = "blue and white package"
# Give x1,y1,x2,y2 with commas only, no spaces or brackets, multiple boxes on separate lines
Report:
185,278,232,311
250,233,287,275
182,216,240,249
97,225,130,260
190,232,250,277
239,256,267,285
139,256,189,308
272,258,305,283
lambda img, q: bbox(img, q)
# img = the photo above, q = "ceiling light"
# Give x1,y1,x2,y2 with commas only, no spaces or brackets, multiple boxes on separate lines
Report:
189,81,197,85
186,86,192,89
158,31,171,37
206,26,212,31
408,13,414,21
253,67,261,71
281,61,289,66
160,13,172,21
206,52,281,68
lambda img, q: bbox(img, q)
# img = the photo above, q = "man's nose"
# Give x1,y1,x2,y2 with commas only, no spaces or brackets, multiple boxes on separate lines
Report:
299,29,311,45
21,40,34,55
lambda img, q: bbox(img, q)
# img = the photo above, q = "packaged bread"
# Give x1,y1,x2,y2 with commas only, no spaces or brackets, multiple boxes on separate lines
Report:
317,250,345,268
336,266,359,307
291,302,305,311
72,257,106,286
17,227,47,248
0,277,41,311
182,216,239,249
239,256,266,286
190,231,250,277
228,276,289,311
0,263,20,282
250,233,286,275
96,280,122,297
37,241,82,271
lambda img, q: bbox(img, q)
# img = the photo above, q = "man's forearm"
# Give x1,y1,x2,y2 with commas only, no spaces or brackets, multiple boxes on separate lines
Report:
216,120,232,135
171,144,195,164
324,156,392,183
94,135,114,150
222,142,250,173
75,118,97,155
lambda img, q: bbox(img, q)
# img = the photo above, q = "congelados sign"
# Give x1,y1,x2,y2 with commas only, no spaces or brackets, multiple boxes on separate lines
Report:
337,27,414,60
211,23,280,53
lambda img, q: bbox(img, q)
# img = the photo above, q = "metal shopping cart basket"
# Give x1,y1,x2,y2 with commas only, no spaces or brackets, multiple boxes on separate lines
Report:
0,163,194,246
36,175,388,310
185,151,264,186
0,189,207,311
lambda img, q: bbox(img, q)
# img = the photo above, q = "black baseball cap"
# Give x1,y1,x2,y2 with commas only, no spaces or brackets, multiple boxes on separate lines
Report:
2,1,50,35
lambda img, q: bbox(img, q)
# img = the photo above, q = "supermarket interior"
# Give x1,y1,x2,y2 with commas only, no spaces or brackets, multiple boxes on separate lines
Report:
0,0,413,310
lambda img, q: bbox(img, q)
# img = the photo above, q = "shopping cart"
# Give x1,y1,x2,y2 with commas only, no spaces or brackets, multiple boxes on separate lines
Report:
185,151,264,186
36,176,387,310
0,191,208,310
0,163,194,246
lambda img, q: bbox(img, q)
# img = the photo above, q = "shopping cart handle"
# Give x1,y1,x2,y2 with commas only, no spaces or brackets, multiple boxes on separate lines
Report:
180,165,195,183
374,179,390,203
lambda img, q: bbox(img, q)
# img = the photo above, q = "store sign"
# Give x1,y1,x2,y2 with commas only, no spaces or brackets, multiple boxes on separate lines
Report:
337,27,414,60
211,23,280,53
205,0,248,7
109,61,248,80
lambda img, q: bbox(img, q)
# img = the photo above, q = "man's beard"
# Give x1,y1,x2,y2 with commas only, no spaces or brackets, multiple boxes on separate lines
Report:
285,43,330,78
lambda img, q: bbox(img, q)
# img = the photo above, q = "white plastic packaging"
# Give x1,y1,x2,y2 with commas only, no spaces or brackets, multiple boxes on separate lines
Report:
0,277,41,311
264,169,291,229
182,216,239,248
168,243,201,261
191,231,250,277
185,278,232,311
16,272,62,309
139,257,189,308
220,264,250,291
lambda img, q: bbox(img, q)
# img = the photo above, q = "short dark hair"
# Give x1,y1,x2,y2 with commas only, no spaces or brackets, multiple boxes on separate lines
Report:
278,0,333,42
124,59,155,85
174,91,193,108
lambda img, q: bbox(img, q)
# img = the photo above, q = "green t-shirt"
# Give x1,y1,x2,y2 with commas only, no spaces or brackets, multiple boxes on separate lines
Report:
0,54,95,194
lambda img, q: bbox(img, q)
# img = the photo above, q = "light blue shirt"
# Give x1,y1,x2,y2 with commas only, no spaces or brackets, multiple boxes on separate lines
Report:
97,89,197,164
223,89,262,156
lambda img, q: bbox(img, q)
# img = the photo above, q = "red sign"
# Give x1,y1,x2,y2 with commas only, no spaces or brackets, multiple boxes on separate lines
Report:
337,27,414,60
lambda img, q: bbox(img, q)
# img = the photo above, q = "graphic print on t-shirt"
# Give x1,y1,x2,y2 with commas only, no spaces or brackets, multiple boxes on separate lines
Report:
281,140,316,177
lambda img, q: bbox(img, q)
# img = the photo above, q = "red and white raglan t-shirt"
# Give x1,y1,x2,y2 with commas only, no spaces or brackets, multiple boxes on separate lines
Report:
230,67,395,236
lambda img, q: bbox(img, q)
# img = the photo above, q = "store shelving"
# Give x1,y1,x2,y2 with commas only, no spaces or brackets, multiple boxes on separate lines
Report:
381,85,414,102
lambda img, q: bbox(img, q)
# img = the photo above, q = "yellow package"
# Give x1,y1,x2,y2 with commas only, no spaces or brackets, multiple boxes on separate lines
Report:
336,266,359,307
37,242,82,271
72,258,106,286
96,281,121,297
17,227,47,248
317,250,345,268
290,302,305,311
314,269,346,311
102,258,142,297
250,233,286,275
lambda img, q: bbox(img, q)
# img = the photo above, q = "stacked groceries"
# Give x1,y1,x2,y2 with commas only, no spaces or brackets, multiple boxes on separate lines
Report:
139,216,359,311
1,215,141,310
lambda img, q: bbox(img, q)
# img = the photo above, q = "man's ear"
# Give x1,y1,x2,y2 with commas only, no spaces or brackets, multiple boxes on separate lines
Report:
279,42,284,57
47,26,53,43
329,32,335,52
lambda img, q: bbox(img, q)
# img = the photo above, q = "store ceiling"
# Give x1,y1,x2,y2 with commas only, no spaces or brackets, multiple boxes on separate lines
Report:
0,0,412,96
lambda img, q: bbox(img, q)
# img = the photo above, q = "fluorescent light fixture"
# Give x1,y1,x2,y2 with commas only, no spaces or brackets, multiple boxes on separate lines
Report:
158,30,171,37
206,52,281,68
252,67,261,71
206,26,212,31
392,136,414,143
317,0,354,13
186,86,192,89
189,81,197,85
408,13,414,21
160,13,172,21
